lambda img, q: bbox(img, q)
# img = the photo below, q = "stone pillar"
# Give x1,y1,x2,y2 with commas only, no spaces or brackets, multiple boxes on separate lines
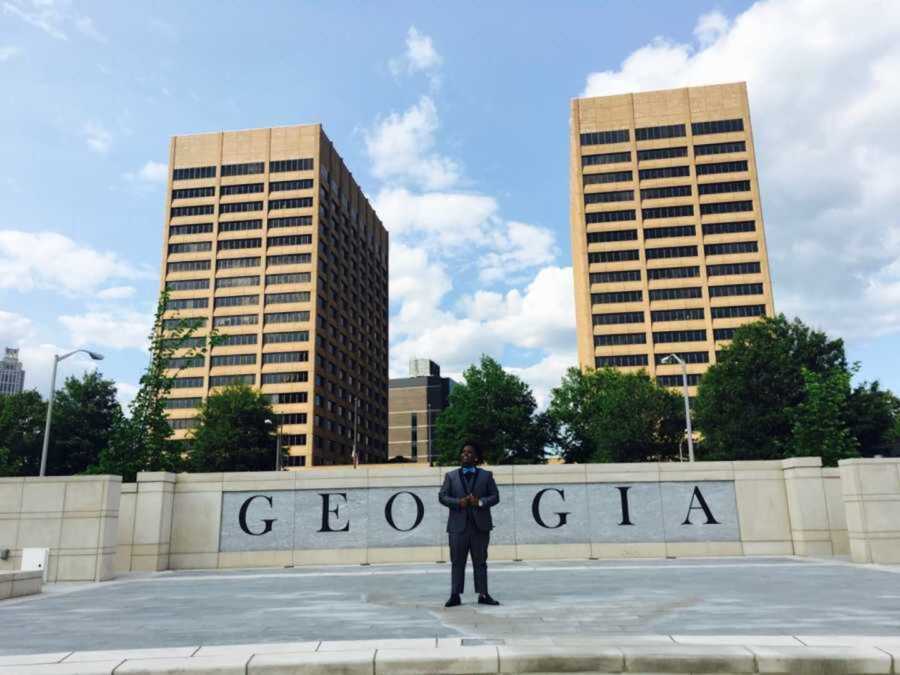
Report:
840,458,900,564
130,472,175,571
781,457,833,556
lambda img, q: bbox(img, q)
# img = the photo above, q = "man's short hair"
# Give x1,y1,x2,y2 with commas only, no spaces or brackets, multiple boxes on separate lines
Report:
461,440,483,461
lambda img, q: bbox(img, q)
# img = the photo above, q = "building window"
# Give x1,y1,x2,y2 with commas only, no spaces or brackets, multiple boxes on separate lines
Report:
694,141,746,156
637,146,687,161
580,129,630,145
648,287,702,301
692,118,744,135
696,160,748,176
172,377,204,388
592,290,642,304
584,190,634,204
261,371,309,384
169,223,213,237
173,166,216,181
710,304,766,319
165,397,202,409
700,200,754,215
714,328,737,340
281,435,308,448
640,185,692,201
707,261,761,276
657,374,701,387
166,297,208,310
653,329,707,343
705,241,758,256
166,279,209,291
582,151,631,166
586,229,637,243
594,332,646,346
171,205,214,218
638,166,690,181
702,221,755,236
268,235,312,247
596,354,648,367
642,205,694,220
270,179,314,192
165,356,204,369
278,413,308,425
169,418,199,430
220,201,263,214
218,238,261,251
269,216,313,229
645,245,697,260
217,256,260,270
635,123,686,141
211,354,256,367
262,351,308,365
221,162,264,177
263,330,309,344
592,311,644,325
214,294,259,308
265,292,310,305
267,253,312,266
647,266,700,280
268,391,309,404
589,270,641,284
209,374,255,387
709,283,763,297
698,180,751,196
583,170,633,185
215,275,259,289
266,272,311,285
221,183,264,196
644,225,695,240
163,318,207,330
212,314,258,327
585,210,636,224
168,241,211,254
172,187,215,200
655,351,709,365
588,249,640,263
270,158,314,173
270,198,313,210
264,311,310,324
217,334,258,346
651,308,705,322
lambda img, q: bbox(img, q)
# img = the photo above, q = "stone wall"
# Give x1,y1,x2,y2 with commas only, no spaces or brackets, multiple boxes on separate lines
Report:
840,457,900,563
0,475,120,581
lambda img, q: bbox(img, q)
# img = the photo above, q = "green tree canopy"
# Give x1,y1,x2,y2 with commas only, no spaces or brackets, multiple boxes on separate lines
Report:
434,355,550,465
0,390,46,476
549,367,683,463
846,381,900,455
47,372,123,475
788,367,858,466
187,385,277,472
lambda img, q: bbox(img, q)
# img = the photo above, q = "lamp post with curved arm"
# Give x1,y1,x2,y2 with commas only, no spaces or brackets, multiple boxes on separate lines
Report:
661,353,695,462
40,349,105,476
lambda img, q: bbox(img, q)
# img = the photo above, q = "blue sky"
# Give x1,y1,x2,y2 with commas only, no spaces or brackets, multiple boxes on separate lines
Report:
1,0,899,407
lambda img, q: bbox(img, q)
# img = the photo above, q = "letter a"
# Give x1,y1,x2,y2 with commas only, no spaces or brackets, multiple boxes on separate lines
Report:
682,486,720,525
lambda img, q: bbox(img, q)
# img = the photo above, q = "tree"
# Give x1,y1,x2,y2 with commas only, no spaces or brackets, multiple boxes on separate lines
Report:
0,391,46,476
787,367,858,466
92,291,216,481
549,367,683,463
846,381,900,455
434,355,549,465
187,385,277,472
46,372,123,475
694,315,848,461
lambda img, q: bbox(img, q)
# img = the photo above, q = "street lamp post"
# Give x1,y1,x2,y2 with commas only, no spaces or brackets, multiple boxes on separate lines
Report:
40,349,105,477
661,354,695,463
265,418,283,471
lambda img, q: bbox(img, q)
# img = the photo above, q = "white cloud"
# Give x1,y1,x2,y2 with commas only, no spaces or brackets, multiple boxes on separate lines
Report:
581,0,900,340
0,46,21,61
390,26,442,79
479,221,559,283
508,350,578,410
59,310,152,351
0,309,32,347
82,121,112,154
2,0,68,39
124,160,167,184
0,230,148,296
365,96,460,190
115,382,139,410
74,15,106,42
96,286,136,300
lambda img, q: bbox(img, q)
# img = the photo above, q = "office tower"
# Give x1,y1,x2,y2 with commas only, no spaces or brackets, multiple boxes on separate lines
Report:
0,348,25,395
570,82,775,393
160,125,389,467
388,359,454,463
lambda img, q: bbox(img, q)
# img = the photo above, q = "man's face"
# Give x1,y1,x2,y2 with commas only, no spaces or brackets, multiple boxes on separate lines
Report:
460,446,477,466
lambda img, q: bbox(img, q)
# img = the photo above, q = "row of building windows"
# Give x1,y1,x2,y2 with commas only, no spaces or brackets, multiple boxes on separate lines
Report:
648,266,700,279
589,269,642,284
266,291,310,304
581,140,747,175
585,210,636,224
702,220,755,235
708,282,764,297
596,354,648,367
587,229,637,244
172,376,204,388
270,197,314,210
641,185,692,200
594,332,646,346
281,436,308,450
162,317,206,330
166,278,209,291
637,146,688,162
211,353,256,367
707,261,761,276
636,123,685,141
711,304,765,318
705,241,758,256
166,356,204,369
582,151,631,166
171,205,214,218
210,374,255,387
279,413,308,425
263,350,308,364
652,308,705,322
165,397,201,409
649,286,702,301
172,186,215,200
269,234,312,247
646,245,697,260
645,224,695,239
167,297,208,310
262,371,309,384
692,118,744,135
267,272,310,285
714,328,737,340
170,418,198,430
161,337,205,350
221,183,264,196
214,294,258,307
696,160,748,175
643,205,694,220
270,215,312,228
699,200,754,215
268,391,309,404
593,311,645,326
655,351,709,365
173,166,215,181
217,334,257,346
697,180,750,196
592,290,642,304
270,158,314,173
271,179,314,192
653,329,706,343
218,219,261,232
222,162,265,177
216,275,259,288
177,253,310,272
580,129,630,146
584,189,634,204
219,237,261,250
583,170,633,185
264,330,309,344
639,165,691,181
588,249,640,264
169,241,211,254
657,374,701,387
694,140,746,156
220,201,262,214
590,304,764,326
170,223,214,237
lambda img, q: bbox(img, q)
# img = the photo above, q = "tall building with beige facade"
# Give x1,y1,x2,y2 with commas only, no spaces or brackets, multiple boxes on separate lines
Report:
160,124,389,467
388,359,454,463
570,82,775,393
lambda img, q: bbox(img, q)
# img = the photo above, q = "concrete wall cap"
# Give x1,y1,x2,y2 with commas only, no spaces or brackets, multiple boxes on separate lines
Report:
781,457,823,469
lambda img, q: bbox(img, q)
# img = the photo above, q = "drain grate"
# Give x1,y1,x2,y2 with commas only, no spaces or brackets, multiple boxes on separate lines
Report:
461,638,506,646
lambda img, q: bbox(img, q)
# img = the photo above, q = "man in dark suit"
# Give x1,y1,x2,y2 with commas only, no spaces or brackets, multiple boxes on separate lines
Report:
438,441,500,607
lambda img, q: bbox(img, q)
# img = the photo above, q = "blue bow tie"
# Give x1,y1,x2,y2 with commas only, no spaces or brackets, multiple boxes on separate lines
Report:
462,467,476,475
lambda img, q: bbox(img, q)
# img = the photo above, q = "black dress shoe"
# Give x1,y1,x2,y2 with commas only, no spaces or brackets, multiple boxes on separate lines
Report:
444,594,461,607
478,594,500,606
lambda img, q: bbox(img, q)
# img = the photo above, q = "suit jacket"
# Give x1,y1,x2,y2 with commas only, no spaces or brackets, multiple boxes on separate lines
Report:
438,467,500,533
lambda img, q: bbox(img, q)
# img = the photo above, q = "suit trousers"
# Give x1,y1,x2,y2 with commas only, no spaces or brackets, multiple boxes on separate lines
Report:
449,526,490,595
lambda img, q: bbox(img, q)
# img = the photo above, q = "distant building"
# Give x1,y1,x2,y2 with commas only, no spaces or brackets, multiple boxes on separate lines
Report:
388,359,454,463
0,348,25,395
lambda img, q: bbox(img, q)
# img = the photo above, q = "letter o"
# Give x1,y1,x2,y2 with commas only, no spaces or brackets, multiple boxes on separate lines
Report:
384,491,425,532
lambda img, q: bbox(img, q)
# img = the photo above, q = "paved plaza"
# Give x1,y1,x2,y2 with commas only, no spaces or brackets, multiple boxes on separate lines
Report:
1,557,899,656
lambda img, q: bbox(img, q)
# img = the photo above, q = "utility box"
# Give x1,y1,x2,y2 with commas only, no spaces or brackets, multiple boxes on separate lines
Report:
21,548,49,582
